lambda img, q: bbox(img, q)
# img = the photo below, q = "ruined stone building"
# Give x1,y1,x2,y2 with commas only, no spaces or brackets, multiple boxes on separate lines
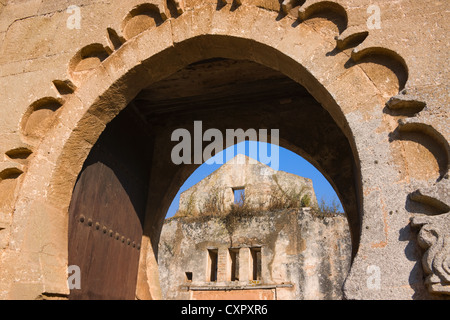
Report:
177,154,319,216
158,155,351,300
0,0,448,300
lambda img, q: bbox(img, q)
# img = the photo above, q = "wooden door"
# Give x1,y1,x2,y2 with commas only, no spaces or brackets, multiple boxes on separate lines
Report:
68,109,150,300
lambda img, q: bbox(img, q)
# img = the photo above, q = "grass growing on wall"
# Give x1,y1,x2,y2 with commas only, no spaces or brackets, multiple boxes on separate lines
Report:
174,178,343,219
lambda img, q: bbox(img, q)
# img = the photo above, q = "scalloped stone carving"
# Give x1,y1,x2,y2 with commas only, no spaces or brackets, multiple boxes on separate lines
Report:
20,97,63,145
121,3,167,40
68,44,110,86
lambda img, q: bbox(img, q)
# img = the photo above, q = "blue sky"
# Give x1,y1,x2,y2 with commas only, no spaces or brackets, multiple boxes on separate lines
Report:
165,141,342,218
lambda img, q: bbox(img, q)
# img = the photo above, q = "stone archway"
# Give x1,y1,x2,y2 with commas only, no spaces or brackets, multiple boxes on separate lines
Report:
4,2,444,300
128,56,360,299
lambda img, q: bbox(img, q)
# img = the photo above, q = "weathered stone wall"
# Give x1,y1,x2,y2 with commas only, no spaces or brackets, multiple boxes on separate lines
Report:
0,0,447,299
158,209,351,300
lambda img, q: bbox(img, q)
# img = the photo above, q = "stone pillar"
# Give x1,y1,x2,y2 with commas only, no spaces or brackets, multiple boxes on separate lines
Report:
217,247,228,282
239,247,251,283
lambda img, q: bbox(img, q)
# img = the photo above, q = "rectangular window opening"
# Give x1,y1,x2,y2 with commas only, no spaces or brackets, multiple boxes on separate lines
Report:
185,272,193,282
207,249,218,282
229,248,240,281
233,187,245,206
250,247,262,281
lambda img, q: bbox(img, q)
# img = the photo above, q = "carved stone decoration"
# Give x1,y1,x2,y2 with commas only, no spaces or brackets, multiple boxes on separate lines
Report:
411,213,450,295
